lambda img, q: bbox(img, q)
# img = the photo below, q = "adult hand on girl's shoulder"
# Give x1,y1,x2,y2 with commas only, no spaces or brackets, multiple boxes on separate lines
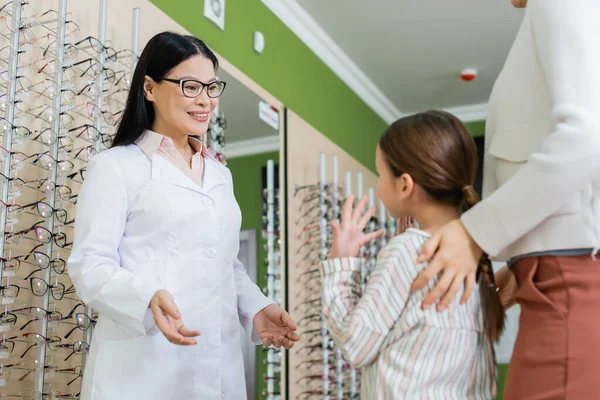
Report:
410,219,482,311
327,194,385,259
254,304,300,349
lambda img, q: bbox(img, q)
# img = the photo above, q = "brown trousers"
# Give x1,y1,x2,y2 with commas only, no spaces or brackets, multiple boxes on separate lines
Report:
504,254,600,400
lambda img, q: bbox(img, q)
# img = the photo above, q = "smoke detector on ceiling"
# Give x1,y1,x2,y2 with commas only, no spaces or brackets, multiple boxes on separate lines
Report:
460,68,479,82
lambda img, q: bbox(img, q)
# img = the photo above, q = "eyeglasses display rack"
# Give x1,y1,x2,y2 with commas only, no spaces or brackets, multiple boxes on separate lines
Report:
0,1,172,398
286,152,396,400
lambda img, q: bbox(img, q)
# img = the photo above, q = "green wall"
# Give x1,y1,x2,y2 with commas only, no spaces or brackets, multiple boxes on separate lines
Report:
498,364,508,399
466,120,486,137
227,151,279,399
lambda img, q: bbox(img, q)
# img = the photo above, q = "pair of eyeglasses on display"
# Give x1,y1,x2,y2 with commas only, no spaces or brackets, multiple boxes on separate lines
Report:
0,362,42,384
1,307,63,333
0,147,75,176
68,57,127,82
296,357,342,370
0,117,31,145
297,338,334,356
5,220,71,248
294,281,321,299
296,372,349,385
297,196,342,214
296,223,322,239
295,234,323,253
207,128,225,148
3,277,66,301
293,183,343,197
65,166,85,184
297,268,320,283
0,198,69,224
61,101,120,126
295,208,337,227
0,331,62,359
1,245,67,278
75,79,110,99
210,113,226,129
295,246,331,265
71,35,117,62
0,281,21,304
67,144,98,163
1,6,80,38
67,123,114,148
0,70,77,101
0,174,77,203
9,361,80,384
23,129,74,151
296,312,325,328
20,104,77,130
62,312,95,338
295,234,331,252
47,365,83,386
294,296,322,313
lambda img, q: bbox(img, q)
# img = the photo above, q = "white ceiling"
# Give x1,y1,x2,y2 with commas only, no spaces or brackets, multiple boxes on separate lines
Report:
217,67,278,144
290,0,524,114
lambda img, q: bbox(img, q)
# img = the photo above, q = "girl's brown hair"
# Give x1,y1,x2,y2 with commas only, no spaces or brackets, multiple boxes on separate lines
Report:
379,110,505,341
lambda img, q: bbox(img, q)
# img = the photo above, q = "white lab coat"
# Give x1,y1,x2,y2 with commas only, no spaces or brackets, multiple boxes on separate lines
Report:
67,144,273,400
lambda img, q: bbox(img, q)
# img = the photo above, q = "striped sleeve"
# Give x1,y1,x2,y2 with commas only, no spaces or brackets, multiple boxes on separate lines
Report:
321,242,414,368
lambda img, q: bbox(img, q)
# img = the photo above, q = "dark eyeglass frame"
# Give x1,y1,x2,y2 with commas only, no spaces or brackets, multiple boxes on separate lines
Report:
8,244,67,274
154,77,227,99
10,306,64,331
66,167,86,183
0,284,20,299
73,36,117,62
2,332,62,358
5,220,70,248
63,313,97,339
0,310,17,327
56,340,89,361
27,276,66,301
68,124,113,148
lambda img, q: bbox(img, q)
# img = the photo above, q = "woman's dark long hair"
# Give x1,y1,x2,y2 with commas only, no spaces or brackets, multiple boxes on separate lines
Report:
111,32,218,148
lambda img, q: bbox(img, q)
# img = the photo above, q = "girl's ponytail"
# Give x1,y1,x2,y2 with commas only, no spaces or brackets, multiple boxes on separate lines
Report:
463,186,505,342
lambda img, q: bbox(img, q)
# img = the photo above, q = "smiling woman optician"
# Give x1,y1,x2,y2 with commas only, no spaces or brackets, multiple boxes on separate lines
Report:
67,31,299,400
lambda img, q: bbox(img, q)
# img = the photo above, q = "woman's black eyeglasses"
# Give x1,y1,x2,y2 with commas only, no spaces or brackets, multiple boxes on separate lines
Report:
154,77,226,99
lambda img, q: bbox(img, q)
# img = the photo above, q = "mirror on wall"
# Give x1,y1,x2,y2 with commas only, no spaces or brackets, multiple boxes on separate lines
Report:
217,67,280,161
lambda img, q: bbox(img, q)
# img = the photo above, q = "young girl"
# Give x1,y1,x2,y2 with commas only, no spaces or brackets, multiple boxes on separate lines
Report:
321,110,503,399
